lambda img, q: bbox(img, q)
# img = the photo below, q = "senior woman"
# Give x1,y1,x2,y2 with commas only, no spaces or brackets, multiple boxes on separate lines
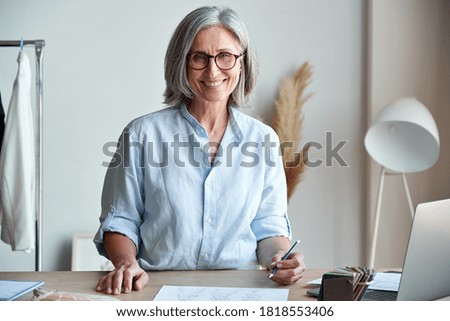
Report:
94,6,305,295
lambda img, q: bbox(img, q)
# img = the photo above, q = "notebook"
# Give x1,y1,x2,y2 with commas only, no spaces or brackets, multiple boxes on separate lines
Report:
0,280,44,301
363,198,450,301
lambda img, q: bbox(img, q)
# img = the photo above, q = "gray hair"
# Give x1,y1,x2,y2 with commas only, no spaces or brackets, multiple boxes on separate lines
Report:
163,6,259,107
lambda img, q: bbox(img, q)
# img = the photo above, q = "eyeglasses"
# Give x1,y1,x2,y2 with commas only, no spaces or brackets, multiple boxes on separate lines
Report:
187,52,243,70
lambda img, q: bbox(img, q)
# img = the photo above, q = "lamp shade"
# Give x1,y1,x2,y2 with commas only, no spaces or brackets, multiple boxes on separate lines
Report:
365,97,440,173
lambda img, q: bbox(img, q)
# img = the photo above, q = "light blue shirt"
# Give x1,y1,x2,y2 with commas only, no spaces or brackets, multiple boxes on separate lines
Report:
94,105,290,270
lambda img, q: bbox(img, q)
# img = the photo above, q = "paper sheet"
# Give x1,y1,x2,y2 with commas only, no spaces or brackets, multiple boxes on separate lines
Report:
367,272,401,291
307,278,322,285
154,285,289,301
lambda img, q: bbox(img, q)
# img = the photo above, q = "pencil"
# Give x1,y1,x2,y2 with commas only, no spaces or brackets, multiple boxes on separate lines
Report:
268,240,301,279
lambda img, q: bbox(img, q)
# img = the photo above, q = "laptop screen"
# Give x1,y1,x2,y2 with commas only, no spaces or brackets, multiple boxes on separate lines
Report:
397,199,450,301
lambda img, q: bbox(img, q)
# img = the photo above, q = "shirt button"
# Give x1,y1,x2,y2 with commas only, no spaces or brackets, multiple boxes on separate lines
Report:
202,253,208,260
206,218,212,224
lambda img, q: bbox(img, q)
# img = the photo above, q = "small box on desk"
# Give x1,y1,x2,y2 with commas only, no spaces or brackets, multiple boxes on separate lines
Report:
318,267,374,301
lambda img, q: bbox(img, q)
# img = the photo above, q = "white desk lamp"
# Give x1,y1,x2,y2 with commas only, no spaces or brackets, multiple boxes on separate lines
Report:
365,97,440,268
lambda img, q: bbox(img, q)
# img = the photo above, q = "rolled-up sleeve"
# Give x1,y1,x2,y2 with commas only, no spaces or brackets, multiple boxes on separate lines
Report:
94,127,145,258
251,132,290,241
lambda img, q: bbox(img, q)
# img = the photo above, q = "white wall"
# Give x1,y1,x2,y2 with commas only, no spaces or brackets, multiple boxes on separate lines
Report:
367,0,450,267
0,0,365,271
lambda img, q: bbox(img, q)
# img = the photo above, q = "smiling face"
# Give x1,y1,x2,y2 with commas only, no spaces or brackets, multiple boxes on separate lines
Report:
187,26,243,108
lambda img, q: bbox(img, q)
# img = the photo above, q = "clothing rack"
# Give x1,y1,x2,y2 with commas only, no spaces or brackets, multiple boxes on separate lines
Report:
0,40,45,271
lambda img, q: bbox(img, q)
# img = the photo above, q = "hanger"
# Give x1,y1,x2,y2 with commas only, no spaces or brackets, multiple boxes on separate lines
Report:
20,37,24,52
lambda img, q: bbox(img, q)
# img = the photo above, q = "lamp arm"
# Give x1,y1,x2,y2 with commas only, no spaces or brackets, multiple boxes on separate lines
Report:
401,173,415,219
369,167,386,268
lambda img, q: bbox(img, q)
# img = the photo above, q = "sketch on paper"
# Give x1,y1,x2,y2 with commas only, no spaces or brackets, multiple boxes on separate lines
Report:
153,285,289,301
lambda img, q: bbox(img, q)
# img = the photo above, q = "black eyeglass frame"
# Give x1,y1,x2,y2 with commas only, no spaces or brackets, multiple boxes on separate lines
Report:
186,52,244,71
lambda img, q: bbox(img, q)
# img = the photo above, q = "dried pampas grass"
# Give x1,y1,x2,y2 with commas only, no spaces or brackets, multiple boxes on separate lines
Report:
272,62,314,201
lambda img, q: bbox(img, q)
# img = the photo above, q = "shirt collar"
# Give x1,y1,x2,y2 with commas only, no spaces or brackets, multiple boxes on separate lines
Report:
180,104,208,137
227,106,244,143
180,104,244,143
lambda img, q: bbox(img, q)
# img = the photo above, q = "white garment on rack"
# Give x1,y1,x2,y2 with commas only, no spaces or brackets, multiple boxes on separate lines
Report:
0,51,36,252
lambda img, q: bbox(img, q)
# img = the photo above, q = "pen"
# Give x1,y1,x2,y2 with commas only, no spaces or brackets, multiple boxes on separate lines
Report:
268,240,300,279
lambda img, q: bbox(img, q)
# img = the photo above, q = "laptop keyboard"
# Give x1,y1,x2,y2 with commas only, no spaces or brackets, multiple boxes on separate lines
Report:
362,289,398,301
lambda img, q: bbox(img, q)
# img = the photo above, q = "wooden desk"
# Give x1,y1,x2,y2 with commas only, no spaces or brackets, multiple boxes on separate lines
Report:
0,269,326,301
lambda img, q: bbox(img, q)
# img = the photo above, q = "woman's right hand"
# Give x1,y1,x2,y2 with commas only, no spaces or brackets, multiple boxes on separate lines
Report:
96,259,149,295
97,232,149,294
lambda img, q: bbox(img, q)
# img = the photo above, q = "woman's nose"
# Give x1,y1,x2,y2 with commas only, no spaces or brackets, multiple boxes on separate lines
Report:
205,58,221,77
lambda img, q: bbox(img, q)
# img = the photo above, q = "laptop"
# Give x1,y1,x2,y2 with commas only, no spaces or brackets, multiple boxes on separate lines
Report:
363,198,450,301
